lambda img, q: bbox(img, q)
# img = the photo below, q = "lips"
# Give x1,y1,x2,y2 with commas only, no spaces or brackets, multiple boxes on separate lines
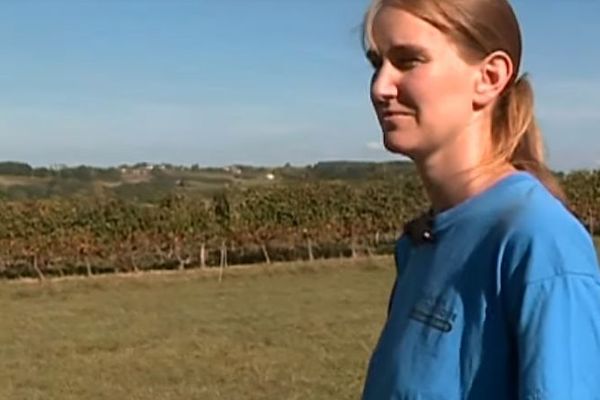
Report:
381,110,414,119
379,105,414,115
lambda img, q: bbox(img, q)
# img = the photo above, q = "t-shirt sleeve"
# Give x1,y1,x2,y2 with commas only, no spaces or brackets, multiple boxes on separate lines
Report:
514,274,600,399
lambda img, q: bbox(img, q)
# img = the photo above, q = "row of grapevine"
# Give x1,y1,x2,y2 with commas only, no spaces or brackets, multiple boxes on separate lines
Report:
0,176,426,279
0,170,598,279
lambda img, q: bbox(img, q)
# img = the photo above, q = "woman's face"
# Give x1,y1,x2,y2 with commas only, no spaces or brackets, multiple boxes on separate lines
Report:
369,7,480,161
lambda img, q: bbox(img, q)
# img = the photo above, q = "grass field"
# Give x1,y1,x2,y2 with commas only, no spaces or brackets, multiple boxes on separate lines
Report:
0,257,395,400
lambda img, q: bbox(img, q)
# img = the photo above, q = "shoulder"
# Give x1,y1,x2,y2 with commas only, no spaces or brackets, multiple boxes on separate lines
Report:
494,176,599,283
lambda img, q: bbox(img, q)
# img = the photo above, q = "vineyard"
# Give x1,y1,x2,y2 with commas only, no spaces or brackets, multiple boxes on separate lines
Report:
0,169,598,280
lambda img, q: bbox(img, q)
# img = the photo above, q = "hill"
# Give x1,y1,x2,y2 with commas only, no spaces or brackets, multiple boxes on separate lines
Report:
0,160,415,202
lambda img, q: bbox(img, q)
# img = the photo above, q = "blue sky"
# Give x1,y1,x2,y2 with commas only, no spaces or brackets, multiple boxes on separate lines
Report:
0,0,598,170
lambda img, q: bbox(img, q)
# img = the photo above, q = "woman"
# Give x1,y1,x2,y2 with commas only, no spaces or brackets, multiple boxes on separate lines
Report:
360,0,600,399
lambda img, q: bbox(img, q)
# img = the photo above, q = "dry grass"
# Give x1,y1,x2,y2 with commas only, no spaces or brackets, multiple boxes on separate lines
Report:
0,175,49,187
0,257,395,400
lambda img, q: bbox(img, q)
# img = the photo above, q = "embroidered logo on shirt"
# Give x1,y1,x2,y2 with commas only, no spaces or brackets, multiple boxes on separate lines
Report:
409,299,456,333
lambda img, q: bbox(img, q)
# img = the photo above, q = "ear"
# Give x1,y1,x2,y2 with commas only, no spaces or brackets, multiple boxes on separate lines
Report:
472,50,514,110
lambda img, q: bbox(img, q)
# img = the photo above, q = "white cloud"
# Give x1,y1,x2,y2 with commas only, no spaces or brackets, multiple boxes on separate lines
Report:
366,141,385,151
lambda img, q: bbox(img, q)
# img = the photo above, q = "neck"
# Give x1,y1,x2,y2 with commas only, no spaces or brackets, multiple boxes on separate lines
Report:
415,127,516,213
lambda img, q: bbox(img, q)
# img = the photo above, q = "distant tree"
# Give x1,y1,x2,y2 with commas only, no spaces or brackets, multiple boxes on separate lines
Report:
0,162,33,176
96,167,121,181
70,166,95,181
32,167,54,178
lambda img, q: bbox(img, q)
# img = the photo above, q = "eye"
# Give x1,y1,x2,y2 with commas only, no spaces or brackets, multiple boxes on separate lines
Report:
365,50,382,70
391,56,421,71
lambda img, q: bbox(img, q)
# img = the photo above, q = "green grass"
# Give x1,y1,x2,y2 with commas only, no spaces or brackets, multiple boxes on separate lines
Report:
0,257,395,400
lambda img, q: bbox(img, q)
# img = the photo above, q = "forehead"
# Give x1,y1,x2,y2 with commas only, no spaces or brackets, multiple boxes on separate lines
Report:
370,6,453,53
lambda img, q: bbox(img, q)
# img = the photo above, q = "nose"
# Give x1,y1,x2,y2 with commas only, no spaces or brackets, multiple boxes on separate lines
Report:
370,62,399,105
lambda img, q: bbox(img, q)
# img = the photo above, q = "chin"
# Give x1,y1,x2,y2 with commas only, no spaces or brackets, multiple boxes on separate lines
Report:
382,131,418,158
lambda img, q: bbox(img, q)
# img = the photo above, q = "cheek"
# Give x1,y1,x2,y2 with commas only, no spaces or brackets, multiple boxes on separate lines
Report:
411,67,474,125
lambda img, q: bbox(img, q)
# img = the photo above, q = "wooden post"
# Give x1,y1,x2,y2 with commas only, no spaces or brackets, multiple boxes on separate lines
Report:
32,254,45,281
200,242,206,269
219,240,227,283
261,243,271,264
85,256,93,277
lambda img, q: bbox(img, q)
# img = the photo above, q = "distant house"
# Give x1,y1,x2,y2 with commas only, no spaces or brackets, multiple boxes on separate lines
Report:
266,173,275,181
223,165,242,175
120,165,152,178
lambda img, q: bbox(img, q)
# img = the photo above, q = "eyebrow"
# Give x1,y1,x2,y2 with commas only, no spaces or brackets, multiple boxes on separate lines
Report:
365,43,430,61
387,44,430,56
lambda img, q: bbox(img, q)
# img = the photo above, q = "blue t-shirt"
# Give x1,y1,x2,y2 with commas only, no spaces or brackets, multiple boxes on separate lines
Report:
361,171,600,400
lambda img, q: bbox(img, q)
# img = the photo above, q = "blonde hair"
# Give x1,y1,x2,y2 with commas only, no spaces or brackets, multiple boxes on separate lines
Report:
362,0,567,204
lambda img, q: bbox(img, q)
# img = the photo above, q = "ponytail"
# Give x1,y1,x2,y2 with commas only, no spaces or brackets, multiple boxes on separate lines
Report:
491,74,568,205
